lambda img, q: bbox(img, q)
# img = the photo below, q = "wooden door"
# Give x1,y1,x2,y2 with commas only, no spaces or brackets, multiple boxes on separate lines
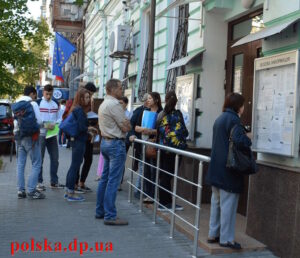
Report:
226,10,263,216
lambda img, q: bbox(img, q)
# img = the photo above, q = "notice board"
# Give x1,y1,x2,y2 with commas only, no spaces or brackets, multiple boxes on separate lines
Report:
176,74,197,141
252,50,300,157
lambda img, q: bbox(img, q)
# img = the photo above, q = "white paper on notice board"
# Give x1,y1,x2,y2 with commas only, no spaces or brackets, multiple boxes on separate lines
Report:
252,50,299,157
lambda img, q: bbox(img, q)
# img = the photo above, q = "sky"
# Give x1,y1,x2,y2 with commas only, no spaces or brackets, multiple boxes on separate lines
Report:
27,0,42,20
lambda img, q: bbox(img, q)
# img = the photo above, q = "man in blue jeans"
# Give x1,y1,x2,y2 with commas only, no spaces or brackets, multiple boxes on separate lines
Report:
96,79,131,225
14,86,45,199
36,84,64,190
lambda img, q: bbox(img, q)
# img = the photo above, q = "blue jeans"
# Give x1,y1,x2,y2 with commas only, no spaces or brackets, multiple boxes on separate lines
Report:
66,140,86,192
58,129,66,145
208,186,239,244
38,136,59,184
96,139,126,220
17,137,41,192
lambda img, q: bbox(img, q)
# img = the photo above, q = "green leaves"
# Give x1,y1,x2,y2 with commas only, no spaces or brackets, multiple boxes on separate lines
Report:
0,0,50,99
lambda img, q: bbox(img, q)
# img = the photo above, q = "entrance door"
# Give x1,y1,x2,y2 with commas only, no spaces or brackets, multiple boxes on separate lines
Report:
226,10,263,216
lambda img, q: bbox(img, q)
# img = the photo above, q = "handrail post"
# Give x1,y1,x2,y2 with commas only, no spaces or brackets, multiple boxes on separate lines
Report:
128,142,135,203
153,149,161,223
139,144,146,212
193,161,203,257
170,154,179,238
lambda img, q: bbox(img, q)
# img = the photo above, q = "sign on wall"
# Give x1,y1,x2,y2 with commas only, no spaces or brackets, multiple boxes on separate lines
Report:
252,50,300,157
176,74,197,141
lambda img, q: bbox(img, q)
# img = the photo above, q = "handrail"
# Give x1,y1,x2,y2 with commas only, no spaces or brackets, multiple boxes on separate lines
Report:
126,138,211,258
133,138,211,162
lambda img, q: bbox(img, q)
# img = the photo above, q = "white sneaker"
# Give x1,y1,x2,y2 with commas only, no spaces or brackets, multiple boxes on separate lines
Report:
36,183,46,191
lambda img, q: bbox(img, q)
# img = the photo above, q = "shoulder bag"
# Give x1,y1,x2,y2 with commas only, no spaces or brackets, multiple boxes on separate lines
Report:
226,124,257,175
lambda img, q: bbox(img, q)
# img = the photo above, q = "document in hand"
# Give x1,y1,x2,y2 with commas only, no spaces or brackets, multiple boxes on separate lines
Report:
141,110,158,129
46,124,59,139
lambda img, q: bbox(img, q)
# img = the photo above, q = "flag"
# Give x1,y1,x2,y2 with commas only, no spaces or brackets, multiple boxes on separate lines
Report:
52,32,76,81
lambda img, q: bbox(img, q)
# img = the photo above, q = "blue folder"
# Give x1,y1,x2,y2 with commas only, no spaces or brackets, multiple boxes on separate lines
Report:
142,110,158,129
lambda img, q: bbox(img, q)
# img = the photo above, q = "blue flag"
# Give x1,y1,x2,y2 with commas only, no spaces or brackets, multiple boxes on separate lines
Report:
52,32,76,80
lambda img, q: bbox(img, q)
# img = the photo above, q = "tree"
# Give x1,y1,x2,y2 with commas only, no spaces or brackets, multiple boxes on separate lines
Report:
14,18,52,87
0,0,50,99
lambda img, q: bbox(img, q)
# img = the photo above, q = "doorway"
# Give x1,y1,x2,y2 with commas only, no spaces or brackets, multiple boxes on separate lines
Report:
225,10,263,216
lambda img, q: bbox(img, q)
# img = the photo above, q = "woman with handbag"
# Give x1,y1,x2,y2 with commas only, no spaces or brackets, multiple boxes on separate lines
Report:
156,91,188,211
64,88,92,202
206,93,252,250
135,92,162,203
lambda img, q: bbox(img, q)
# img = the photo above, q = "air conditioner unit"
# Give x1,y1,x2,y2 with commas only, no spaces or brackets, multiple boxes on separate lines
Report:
109,25,131,54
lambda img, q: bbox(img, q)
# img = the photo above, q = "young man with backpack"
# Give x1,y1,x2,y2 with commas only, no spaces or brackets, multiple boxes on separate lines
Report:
12,86,45,199
36,84,64,190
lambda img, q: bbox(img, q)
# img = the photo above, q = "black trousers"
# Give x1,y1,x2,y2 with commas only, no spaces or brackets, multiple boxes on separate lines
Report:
76,140,93,184
159,151,181,206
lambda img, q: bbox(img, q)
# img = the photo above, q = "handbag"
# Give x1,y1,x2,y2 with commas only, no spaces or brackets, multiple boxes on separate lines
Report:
226,125,257,175
59,112,79,137
145,138,157,159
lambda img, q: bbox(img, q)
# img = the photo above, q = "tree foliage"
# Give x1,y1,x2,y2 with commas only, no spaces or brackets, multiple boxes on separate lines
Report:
0,0,51,99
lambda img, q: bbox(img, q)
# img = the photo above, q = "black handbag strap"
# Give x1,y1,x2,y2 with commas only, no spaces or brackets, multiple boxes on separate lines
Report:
229,124,238,141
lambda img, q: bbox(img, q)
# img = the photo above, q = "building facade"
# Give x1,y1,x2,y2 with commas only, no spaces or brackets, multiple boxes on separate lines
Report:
81,1,300,256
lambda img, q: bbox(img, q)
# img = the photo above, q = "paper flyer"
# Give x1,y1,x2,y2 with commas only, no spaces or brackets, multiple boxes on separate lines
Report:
46,124,59,139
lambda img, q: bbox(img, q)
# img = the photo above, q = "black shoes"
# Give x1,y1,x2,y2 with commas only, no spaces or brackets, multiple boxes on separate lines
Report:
18,190,26,199
219,241,242,250
104,218,128,226
207,236,220,244
27,190,46,199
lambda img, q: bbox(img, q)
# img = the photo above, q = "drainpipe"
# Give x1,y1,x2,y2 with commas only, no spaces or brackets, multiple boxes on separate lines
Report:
99,16,107,98
147,0,156,93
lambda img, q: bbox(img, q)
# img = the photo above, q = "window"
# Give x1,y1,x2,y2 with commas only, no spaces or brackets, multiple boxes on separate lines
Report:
232,14,264,41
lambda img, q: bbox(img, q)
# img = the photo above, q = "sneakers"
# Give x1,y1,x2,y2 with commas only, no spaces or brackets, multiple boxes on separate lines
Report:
64,192,68,199
50,183,65,189
78,185,92,193
143,197,154,204
67,194,85,202
158,204,184,211
36,183,46,191
18,190,26,199
104,218,128,226
74,187,85,194
27,190,46,199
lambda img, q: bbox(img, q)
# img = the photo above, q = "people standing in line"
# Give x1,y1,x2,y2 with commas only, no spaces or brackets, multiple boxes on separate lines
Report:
36,84,64,190
58,99,67,147
128,94,149,198
75,82,98,193
120,96,132,120
119,96,133,189
156,91,188,211
13,86,45,199
95,79,131,225
206,93,251,250
62,98,74,149
64,88,91,202
135,92,163,203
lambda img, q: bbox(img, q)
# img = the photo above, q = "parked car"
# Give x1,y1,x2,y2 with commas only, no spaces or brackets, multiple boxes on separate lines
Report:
0,100,14,158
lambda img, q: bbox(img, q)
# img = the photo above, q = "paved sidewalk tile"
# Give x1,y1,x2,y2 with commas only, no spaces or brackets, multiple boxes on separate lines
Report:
0,147,196,258
0,147,278,258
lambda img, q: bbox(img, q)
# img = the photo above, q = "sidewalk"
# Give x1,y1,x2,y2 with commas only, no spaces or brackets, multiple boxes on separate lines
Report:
0,146,277,258
0,147,198,258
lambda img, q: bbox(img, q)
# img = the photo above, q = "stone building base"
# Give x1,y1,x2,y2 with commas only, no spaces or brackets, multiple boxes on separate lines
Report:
246,162,300,258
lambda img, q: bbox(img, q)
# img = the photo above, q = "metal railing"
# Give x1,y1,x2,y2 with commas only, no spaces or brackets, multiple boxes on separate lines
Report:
127,138,210,258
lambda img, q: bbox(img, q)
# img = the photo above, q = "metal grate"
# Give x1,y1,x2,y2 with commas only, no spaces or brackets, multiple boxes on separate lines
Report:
165,4,189,93
138,45,149,101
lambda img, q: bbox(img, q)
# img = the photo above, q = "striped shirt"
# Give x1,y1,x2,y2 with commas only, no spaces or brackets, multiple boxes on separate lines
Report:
38,97,60,136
